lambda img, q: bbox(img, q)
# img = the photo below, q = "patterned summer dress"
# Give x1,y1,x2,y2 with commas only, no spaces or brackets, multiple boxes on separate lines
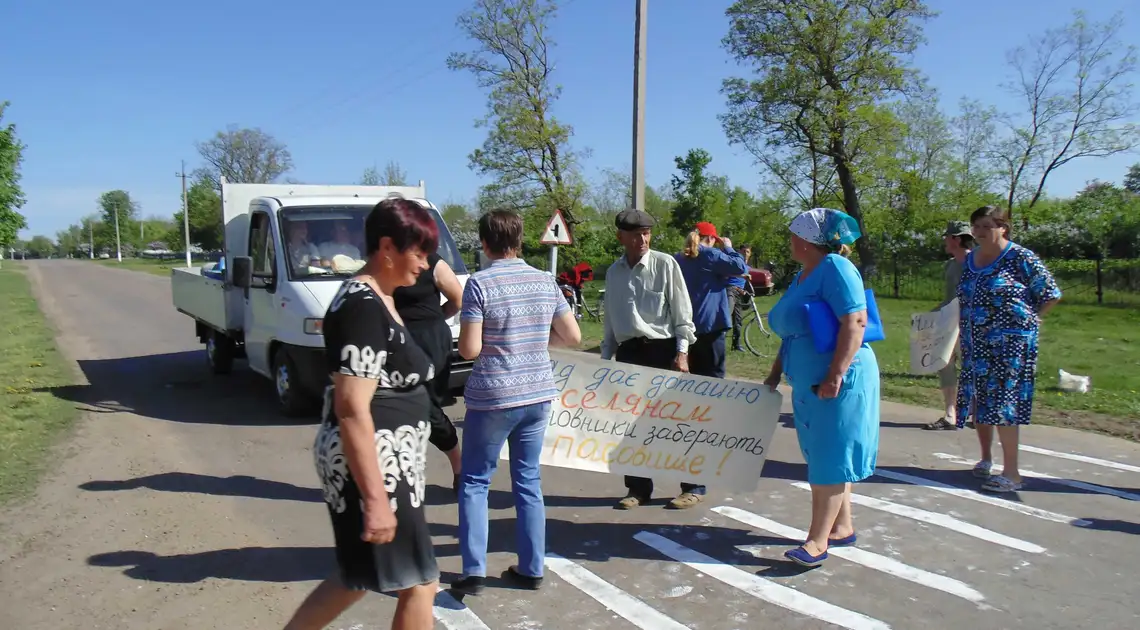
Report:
955,243,1062,427
312,278,439,592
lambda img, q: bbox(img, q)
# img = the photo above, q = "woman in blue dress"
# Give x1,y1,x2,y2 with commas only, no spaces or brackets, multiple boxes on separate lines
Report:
765,208,880,567
956,205,1061,494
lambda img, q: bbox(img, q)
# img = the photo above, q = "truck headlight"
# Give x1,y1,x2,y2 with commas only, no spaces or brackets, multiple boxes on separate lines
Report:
303,318,323,335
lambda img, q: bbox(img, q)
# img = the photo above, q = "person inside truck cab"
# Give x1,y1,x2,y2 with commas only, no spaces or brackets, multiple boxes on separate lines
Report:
286,221,322,268
319,220,362,260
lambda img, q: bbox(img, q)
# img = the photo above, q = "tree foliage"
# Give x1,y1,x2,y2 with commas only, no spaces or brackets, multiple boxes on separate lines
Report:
25,235,54,258
0,101,28,250
360,161,409,186
194,125,293,189
448,0,585,223
1126,163,1140,194
172,175,224,251
994,11,1140,226
669,149,722,232
720,0,935,272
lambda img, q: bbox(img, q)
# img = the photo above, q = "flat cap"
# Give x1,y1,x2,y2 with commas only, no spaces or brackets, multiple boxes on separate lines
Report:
615,208,656,231
943,220,972,237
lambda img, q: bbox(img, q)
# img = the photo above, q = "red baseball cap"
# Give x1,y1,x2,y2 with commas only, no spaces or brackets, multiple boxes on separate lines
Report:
695,222,719,239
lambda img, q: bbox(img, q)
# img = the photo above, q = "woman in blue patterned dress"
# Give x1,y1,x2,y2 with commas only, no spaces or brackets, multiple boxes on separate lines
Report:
765,208,881,567
956,206,1062,494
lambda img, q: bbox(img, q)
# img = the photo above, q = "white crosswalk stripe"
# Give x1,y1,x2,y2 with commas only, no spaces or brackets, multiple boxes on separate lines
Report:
1020,444,1140,473
786,480,1047,553
545,553,690,629
932,453,1140,502
433,587,491,630
873,468,1093,526
713,505,986,603
406,448,1136,629
634,530,891,630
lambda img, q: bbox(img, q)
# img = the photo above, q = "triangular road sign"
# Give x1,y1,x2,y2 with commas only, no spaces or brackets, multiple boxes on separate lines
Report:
540,210,573,245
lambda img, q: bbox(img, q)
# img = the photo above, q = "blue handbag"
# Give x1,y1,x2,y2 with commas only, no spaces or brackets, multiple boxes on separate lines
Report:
803,289,885,354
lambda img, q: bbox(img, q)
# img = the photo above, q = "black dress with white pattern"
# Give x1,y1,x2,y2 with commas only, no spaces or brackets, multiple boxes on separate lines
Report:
312,278,439,592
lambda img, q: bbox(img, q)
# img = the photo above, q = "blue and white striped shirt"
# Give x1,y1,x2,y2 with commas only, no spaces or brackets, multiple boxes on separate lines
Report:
461,258,570,411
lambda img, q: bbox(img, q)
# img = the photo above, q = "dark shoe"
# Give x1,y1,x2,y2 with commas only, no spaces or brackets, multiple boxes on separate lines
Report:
733,345,744,352
615,493,649,510
449,575,485,596
922,417,958,431
502,565,543,590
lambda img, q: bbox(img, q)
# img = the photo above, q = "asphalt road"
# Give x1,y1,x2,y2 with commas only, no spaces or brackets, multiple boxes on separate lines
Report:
1,259,1138,630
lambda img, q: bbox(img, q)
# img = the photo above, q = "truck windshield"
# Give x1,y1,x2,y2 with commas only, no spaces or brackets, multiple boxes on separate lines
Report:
278,204,468,280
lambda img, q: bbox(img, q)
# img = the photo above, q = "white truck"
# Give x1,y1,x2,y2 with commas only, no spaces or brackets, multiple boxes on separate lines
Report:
171,179,471,416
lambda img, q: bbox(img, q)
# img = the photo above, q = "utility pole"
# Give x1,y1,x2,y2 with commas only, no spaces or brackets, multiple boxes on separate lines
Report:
113,199,123,262
88,219,94,259
177,161,191,267
631,0,648,213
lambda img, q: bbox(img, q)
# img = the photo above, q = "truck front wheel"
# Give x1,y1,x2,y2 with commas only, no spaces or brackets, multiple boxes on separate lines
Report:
274,346,318,418
206,331,235,375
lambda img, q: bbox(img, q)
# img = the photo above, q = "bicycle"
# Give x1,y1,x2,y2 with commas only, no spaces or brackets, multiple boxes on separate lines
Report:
739,281,779,359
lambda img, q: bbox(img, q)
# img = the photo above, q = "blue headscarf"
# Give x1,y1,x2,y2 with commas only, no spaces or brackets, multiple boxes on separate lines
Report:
789,208,862,248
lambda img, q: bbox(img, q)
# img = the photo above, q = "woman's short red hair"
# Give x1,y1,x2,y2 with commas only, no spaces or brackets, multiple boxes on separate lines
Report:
365,198,439,256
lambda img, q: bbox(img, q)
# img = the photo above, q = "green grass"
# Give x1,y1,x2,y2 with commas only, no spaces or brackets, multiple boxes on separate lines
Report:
93,257,180,276
576,291,1140,440
0,265,81,504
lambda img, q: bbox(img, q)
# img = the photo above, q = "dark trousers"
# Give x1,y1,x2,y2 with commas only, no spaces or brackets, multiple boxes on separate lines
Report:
615,337,706,498
404,318,459,452
728,286,750,348
689,330,727,378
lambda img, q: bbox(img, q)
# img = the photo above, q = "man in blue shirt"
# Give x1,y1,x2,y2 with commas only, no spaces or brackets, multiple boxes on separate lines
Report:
727,244,752,351
676,222,748,380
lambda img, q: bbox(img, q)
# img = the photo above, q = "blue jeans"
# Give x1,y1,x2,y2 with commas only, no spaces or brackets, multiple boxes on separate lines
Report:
459,401,550,579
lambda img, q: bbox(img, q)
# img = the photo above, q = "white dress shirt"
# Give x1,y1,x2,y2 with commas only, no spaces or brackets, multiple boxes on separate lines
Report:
601,249,696,360
319,241,362,260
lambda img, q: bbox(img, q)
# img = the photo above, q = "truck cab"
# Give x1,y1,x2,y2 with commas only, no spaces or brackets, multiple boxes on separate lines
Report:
171,180,471,416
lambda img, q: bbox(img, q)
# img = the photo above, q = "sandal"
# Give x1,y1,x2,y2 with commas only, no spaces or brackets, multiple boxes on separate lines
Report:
923,418,957,431
972,460,993,479
981,475,1024,493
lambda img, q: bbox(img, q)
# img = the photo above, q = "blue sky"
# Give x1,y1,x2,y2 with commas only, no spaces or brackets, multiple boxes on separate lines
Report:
3,0,1138,238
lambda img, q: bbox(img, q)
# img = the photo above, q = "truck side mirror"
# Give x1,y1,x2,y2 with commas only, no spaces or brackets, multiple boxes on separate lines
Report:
232,256,253,289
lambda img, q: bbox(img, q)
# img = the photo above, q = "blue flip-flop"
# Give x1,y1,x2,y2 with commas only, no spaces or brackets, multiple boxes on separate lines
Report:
828,532,858,547
785,546,828,567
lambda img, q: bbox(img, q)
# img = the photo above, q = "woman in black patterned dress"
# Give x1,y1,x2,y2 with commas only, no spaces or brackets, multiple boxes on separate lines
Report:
284,198,440,630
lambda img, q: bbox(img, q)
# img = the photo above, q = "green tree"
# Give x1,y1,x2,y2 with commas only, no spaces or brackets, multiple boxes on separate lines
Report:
1068,181,1140,258
359,161,409,186
172,175,224,250
25,235,54,258
0,101,28,253
194,125,293,189
448,0,586,222
359,166,381,185
1124,162,1140,194
381,160,408,186
669,149,728,232
97,190,140,255
993,11,1140,227
720,0,935,272
56,224,84,256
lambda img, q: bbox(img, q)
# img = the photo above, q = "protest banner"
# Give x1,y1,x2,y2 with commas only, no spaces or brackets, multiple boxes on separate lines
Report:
909,298,960,374
500,350,783,491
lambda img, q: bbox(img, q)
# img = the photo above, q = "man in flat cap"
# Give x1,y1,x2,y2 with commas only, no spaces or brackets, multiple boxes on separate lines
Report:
602,209,704,510
924,220,974,431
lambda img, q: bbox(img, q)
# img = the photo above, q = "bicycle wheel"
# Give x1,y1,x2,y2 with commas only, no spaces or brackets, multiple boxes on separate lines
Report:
744,312,778,358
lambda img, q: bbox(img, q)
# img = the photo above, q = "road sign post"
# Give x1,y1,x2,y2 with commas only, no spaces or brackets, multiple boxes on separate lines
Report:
539,210,573,274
